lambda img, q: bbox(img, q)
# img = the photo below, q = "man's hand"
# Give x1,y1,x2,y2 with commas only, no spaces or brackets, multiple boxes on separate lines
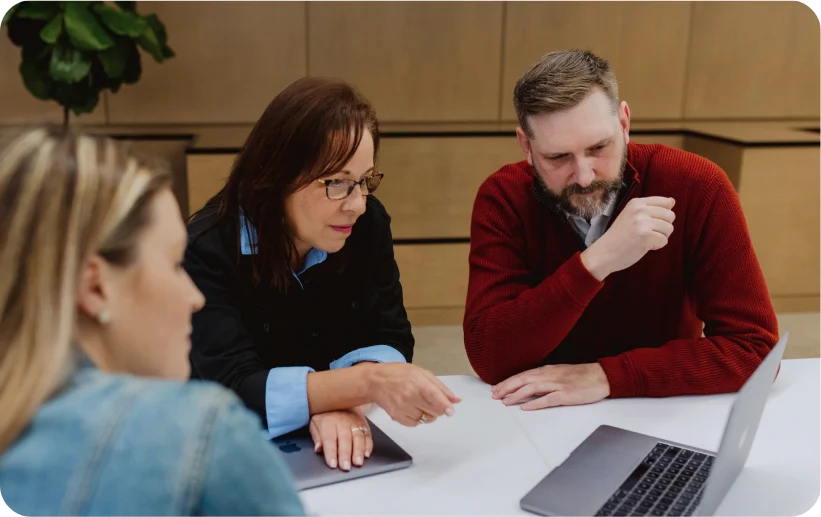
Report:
490,363,611,410
581,196,675,281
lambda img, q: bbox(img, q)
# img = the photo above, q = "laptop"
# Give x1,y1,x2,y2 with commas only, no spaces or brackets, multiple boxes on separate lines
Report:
520,333,788,517
272,417,413,490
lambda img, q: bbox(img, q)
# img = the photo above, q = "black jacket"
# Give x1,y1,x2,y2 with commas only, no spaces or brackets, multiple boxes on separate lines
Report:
184,196,414,426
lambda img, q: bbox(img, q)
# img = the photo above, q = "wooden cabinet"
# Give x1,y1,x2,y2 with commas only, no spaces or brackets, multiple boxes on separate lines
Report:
737,147,820,311
501,2,692,121
108,2,306,124
377,136,521,239
309,2,503,122
685,2,820,119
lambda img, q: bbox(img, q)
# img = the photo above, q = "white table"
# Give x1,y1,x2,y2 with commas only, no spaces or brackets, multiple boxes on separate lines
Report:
301,359,820,516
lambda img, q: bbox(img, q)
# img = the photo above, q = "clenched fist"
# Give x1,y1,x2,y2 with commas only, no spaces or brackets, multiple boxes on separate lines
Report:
581,196,675,280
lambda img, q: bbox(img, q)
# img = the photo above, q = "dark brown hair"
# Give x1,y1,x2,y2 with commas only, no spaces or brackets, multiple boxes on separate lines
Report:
513,49,619,138
215,77,379,292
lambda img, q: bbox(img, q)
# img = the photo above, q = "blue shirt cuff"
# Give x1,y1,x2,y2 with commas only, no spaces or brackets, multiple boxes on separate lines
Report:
265,366,315,439
329,345,407,370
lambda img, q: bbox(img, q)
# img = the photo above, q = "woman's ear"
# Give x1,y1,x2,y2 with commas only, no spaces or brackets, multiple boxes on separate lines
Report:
76,255,111,323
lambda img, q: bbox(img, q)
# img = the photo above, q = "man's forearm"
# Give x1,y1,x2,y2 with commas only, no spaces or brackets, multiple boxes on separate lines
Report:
465,252,604,384
599,333,773,399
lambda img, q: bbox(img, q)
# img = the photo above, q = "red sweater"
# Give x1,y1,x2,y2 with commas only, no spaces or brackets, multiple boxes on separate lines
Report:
464,142,779,397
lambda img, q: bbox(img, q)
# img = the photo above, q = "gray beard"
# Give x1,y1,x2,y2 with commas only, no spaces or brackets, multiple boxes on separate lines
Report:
532,149,628,222
533,172,624,222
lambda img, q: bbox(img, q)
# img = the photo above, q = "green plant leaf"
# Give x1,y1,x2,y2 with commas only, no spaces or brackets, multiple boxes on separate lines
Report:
92,3,145,37
122,40,141,83
49,45,91,83
39,13,63,43
97,43,124,78
51,79,100,115
90,52,115,91
21,38,50,62
143,14,167,43
114,1,135,12
2,3,21,27
11,1,172,116
7,17,47,46
15,2,59,21
136,25,163,62
64,2,114,50
72,87,99,114
20,55,51,99
141,13,173,60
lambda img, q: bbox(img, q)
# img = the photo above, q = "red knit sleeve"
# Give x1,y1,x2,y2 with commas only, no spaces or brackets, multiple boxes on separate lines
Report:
598,159,779,397
463,172,604,384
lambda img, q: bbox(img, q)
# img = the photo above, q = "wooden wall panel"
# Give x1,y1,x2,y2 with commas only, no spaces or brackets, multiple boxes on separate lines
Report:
682,136,744,189
0,28,107,125
186,154,235,214
309,2,503,122
377,136,522,239
406,307,465,327
631,134,686,150
685,2,820,119
108,2,306,124
772,296,820,314
125,139,190,215
184,136,523,236
5,2,817,126
738,147,819,300
394,243,470,309
408,324,474,375
502,2,691,121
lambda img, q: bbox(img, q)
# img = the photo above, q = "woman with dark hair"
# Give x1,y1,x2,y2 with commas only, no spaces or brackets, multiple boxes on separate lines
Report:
185,77,460,472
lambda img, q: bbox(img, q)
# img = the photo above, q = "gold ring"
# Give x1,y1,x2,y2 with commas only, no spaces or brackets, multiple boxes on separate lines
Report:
417,411,429,425
351,426,369,434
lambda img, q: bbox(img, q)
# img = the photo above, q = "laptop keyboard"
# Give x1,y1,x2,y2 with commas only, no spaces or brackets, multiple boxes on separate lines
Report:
594,443,714,516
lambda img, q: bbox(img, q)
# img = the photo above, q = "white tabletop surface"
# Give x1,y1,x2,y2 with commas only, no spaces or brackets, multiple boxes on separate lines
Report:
300,359,820,516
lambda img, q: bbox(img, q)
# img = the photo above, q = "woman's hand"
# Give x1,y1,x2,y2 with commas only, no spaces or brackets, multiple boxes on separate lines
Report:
309,408,373,470
366,363,461,426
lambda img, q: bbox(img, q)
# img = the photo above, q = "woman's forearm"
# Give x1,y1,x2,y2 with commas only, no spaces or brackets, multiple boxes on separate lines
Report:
305,363,376,415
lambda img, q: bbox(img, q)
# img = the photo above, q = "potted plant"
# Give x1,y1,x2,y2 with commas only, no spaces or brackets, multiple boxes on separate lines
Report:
2,1,174,126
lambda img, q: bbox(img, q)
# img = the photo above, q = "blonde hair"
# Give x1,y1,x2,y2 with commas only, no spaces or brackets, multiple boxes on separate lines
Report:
513,49,619,138
0,127,170,452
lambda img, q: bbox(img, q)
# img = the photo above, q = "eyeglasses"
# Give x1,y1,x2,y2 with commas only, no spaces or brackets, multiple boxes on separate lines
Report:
316,173,384,200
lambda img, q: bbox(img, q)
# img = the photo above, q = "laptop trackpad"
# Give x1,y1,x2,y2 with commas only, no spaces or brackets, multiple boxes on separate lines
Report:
560,449,639,492
522,447,642,516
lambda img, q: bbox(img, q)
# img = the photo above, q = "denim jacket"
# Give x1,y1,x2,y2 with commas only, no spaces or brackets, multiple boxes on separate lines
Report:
0,365,305,516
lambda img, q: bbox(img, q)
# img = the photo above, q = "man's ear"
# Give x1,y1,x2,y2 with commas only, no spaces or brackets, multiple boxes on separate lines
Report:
619,101,631,145
515,127,534,166
76,255,110,322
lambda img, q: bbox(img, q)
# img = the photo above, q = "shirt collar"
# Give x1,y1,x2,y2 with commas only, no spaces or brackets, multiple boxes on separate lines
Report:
602,191,619,217
238,211,328,272
239,211,258,255
296,247,328,275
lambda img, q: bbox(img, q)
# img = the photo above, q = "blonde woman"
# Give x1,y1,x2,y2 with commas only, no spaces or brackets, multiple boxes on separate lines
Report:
0,128,304,516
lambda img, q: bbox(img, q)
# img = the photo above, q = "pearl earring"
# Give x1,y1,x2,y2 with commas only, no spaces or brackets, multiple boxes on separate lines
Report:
97,310,111,325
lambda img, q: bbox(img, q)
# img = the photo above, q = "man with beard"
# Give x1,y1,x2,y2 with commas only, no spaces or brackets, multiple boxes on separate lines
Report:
464,50,778,410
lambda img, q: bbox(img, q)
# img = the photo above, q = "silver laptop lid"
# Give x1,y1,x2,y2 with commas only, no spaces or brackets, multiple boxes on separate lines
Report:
272,418,412,490
695,333,788,516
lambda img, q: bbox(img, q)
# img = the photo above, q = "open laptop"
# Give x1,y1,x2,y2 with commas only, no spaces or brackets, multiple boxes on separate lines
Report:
521,333,788,517
272,418,412,490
